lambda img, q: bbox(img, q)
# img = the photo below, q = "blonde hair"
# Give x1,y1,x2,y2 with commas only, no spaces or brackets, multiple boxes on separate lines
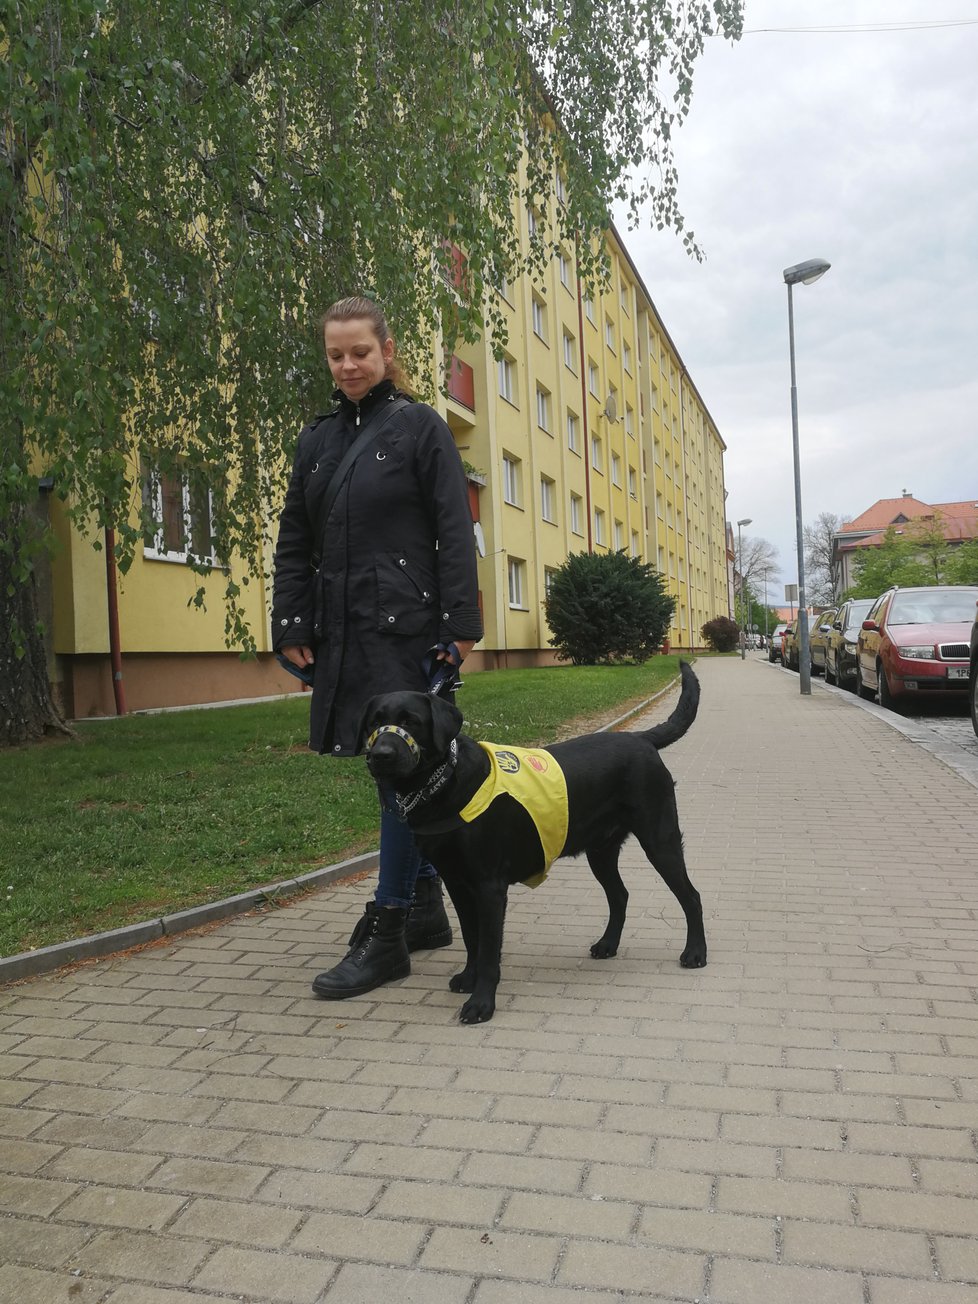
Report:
321,296,403,386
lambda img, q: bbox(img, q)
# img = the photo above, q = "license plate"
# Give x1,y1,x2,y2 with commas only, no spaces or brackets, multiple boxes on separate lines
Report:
947,666,968,680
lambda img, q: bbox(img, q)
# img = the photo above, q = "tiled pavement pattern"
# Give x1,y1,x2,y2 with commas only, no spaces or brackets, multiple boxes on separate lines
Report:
2,655,978,1304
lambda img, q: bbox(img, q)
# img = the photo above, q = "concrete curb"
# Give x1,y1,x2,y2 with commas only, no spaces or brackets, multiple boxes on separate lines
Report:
0,851,379,985
1,670,686,985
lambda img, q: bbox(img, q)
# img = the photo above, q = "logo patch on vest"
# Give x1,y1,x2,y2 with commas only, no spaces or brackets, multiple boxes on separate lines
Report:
493,750,521,774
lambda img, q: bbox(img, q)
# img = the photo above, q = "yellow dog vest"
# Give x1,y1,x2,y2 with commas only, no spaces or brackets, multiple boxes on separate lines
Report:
458,743,568,887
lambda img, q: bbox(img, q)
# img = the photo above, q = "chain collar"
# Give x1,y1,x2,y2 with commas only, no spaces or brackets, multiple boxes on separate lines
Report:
395,739,458,819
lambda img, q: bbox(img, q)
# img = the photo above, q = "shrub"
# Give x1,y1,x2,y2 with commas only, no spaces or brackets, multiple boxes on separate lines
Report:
544,550,677,665
701,615,740,652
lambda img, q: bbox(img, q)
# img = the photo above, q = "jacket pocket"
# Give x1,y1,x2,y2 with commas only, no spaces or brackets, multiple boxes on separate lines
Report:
375,552,437,636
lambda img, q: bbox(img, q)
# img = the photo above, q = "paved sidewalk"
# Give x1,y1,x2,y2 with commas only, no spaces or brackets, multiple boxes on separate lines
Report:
2,656,978,1304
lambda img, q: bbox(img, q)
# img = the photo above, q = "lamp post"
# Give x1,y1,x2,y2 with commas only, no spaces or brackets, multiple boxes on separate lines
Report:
783,258,830,696
736,517,752,660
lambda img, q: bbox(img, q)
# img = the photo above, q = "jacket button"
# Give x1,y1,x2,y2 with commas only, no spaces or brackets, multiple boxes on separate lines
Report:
333,745,341,753
423,591,430,600
280,619,289,626
443,612,450,620
293,616,301,622
388,616,396,624
398,558,406,566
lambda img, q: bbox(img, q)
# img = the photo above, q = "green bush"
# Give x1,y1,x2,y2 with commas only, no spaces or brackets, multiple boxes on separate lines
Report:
701,615,740,652
544,550,676,665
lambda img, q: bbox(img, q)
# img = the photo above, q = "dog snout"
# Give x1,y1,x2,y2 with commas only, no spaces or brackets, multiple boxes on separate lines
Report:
366,732,419,781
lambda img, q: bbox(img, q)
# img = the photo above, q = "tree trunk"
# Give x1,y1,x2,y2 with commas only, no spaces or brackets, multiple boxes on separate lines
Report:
0,502,74,747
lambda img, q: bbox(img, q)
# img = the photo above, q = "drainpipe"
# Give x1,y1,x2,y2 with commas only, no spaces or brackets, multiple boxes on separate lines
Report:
104,525,128,715
574,239,593,552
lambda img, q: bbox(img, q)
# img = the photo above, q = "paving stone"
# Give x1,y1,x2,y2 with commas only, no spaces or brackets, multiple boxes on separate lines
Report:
58,1185,186,1232
192,1245,333,1302
557,1239,705,1296
325,1263,473,1304
0,1216,94,1268
70,1229,209,1285
290,1210,427,1263
421,1225,560,1281
0,1264,110,1304
709,1257,865,1304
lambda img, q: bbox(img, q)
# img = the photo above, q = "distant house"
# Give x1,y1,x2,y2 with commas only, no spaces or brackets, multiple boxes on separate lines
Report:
831,492,978,595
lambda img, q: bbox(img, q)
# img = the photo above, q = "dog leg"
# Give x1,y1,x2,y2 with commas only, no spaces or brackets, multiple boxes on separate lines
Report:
458,881,508,1024
444,878,480,994
585,839,629,959
634,825,706,969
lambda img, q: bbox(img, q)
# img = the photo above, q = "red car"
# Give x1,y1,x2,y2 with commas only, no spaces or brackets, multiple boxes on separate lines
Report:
855,584,978,708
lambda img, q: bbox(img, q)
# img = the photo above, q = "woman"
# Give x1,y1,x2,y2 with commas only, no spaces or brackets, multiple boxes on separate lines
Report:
272,296,482,999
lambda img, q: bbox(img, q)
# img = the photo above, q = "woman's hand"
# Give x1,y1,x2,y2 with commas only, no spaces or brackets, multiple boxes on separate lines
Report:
440,639,475,664
281,645,315,669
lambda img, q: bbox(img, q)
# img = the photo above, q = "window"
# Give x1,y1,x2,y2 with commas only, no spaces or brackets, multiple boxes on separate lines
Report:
540,475,556,523
620,281,630,314
571,492,586,534
611,451,622,487
625,403,635,437
594,507,606,546
502,453,522,507
556,172,568,206
588,360,600,396
591,434,603,473
605,317,615,352
544,566,557,597
142,459,217,564
628,466,637,499
584,295,595,324
614,519,624,551
508,557,527,607
535,384,552,433
562,329,576,371
498,355,516,404
531,294,547,343
631,530,640,558
623,341,632,374
566,410,580,454
528,207,539,239
558,250,572,289
650,380,659,413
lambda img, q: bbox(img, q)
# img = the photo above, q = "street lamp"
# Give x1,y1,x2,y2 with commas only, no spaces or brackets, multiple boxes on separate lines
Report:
736,517,752,660
783,257,830,696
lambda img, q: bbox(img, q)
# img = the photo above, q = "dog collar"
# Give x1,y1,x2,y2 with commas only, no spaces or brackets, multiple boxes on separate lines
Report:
366,724,421,760
396,738,458,819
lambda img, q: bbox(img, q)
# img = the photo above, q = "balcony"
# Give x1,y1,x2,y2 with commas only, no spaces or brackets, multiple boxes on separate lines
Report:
446,355,475,411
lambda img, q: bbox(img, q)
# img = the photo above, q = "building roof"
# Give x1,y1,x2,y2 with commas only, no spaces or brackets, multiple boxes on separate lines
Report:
837,495,978,549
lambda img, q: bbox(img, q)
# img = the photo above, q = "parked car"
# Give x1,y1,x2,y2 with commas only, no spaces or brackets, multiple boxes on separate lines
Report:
781,620,797,669
825,597,875,690
969,602,978,738
768,623,789,663
855,584,978,708
808,608,838,676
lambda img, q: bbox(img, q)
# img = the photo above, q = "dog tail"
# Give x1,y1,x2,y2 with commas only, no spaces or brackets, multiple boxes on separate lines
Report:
643,660,700,750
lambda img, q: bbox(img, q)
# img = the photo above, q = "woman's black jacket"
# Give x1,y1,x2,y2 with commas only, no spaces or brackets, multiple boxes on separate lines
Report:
271,380,483,755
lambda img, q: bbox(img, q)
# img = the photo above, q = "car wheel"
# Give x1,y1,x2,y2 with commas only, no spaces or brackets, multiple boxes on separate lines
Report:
877,662,896,710
856,662,874,700
971,666,978,739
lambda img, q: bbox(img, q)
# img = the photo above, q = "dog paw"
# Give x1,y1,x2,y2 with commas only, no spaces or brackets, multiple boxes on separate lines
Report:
459,997,495,1024
680,946,707,968
449,969,476,993
590,939,619,959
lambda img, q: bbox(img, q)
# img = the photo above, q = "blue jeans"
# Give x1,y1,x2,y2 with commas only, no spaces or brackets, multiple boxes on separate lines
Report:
374,786,437,909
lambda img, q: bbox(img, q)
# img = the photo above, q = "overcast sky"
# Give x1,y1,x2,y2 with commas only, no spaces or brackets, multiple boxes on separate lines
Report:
617,0,978,606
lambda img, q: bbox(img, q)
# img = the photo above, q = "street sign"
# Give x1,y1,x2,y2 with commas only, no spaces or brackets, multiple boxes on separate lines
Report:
784,584,798,603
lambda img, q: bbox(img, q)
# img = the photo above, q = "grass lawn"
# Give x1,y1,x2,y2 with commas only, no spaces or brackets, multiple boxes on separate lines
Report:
0,657,683,956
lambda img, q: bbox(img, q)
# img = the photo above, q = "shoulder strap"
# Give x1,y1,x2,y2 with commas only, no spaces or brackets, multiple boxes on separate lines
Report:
315,396,410,553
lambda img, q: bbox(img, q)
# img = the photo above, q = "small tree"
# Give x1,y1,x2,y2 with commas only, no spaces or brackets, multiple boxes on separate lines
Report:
701,616,740,653
545,551,676,665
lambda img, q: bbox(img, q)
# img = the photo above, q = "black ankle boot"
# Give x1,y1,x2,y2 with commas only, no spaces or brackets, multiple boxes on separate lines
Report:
312,903,410,999
406,876,453,952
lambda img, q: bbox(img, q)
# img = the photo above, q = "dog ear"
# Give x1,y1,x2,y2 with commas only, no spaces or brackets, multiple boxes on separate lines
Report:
427,694,463,755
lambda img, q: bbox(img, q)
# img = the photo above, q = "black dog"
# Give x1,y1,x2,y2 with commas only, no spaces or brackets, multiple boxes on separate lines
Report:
360,661,704,1023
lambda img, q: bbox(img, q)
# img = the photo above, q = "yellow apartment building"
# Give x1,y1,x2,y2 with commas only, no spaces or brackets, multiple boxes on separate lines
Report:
42,215,729,716
437,220,729,669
